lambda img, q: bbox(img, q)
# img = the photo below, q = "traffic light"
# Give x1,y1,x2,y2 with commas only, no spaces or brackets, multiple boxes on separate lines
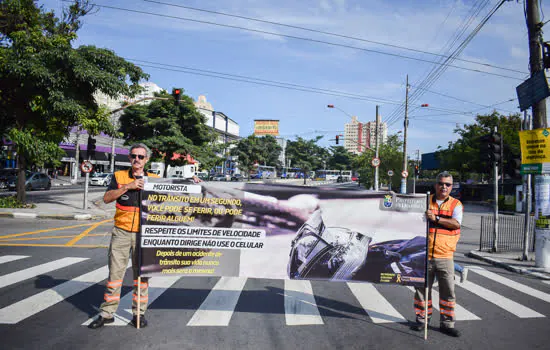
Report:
479,132,501,164
414,165,419,176
172,88,182,106
505,153,522,179
87,136,96,159
335,135,339,144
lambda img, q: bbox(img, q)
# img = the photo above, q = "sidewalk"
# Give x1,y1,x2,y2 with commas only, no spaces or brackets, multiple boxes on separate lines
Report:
466,249,550,280
0,190,114,221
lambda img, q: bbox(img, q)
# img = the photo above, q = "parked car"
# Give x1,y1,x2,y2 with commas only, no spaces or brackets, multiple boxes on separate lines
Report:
211,174,228,181
89,173,113,186
197,172,209,181
231,174,244,182
0,169,18,190
8,171,51,191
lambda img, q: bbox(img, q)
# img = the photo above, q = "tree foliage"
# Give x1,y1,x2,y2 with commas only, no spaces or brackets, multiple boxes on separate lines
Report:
0,0,148,201
286,136,329,174
436,111,522,180
230,135,282,178
119,90,215,168
327,146,355,170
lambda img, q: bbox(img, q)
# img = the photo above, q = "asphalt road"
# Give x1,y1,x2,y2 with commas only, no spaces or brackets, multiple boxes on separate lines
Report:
0,183,549,350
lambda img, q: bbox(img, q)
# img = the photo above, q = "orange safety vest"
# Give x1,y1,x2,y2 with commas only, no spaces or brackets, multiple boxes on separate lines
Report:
428,194,462,259
113,169,159,232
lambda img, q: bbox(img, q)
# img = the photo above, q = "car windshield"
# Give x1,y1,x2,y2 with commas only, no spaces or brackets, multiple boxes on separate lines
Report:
96,174,109,178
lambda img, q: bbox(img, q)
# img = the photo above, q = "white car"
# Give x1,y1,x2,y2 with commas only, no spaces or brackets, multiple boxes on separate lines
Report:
89,173,113,186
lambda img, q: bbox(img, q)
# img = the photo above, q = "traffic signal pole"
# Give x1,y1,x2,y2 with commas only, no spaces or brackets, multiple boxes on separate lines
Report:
526,0,550,268
400,75,409,194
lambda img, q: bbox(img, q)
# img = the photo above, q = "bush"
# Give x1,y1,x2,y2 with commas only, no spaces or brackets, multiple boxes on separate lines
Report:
0,196,36,209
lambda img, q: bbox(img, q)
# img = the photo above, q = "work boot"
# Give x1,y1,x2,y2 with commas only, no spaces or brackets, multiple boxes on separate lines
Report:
88,315,114,329
460,267,469,283
410,321,429,332
131,315,148,328
440,325,461,337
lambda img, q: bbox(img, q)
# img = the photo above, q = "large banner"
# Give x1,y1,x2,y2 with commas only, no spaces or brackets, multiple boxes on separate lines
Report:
139,179,428,287
519,128,550,174
253,119,279,136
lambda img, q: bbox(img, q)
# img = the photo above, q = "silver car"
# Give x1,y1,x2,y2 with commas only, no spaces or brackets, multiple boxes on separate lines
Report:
89,173,113,186
8,171,51,191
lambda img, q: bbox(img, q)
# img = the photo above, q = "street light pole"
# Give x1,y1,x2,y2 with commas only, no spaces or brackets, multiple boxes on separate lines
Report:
400,75,410,194
375,105,380,191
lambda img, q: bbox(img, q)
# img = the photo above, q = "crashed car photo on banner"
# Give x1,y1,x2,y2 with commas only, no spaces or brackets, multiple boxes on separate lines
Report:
139,178,427,287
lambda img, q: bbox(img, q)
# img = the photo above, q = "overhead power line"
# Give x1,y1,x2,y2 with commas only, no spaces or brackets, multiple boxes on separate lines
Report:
143,0,527,75
83,2,524,81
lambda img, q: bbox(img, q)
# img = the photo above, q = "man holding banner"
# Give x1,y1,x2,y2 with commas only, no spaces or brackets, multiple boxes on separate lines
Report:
89,143,159,329
411,171,462,337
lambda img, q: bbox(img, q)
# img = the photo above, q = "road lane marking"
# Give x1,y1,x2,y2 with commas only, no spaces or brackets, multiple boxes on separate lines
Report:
284,279,324,326
0,255,29,265
188,277,247,326
459,280,545,318
406,286,481,321
83,271,180,326
0,257,88,289
0,223,96,240
469,267,550,303
65,219,113,246
0,265,109,324
0,243,108,248
349,282,407,323
0,233,109,242
543,280,550,286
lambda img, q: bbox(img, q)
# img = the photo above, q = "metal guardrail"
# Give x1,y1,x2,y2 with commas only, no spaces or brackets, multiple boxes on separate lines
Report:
480,215,536,252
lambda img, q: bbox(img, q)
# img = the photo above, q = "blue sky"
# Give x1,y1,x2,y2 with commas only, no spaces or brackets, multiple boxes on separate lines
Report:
41,0,548,157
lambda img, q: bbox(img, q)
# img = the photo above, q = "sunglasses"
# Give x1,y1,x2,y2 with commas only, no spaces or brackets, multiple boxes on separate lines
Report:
130,154,146,160
438,182,452,187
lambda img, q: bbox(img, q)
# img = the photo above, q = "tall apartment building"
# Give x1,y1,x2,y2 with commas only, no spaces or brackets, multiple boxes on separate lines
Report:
343,116,387,154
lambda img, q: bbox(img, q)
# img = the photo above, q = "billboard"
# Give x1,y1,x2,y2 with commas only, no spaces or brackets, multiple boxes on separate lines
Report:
139,179,428,287
254,119,279,136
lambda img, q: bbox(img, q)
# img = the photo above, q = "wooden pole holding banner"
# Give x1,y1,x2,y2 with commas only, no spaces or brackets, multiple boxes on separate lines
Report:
137,276,141,329
136,178,144,329
424,191,430,340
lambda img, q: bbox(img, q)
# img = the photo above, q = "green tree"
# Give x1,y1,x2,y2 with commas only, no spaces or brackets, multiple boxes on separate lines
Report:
0,0,148,202
327,146,354,170
230,135,282,179
119,90,215,170
437,111,522,181
286,136,329,182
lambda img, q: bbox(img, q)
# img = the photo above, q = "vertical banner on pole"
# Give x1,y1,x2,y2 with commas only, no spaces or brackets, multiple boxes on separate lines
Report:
534,175,550,268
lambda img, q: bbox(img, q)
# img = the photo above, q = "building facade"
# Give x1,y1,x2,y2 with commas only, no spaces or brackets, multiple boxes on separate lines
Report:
343,116,387,154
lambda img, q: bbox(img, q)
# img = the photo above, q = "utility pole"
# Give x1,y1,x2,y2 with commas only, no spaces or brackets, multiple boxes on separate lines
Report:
527,0,550,268
375,105,380,191
522,111,532,261
493,127,499,253
400,75,409,194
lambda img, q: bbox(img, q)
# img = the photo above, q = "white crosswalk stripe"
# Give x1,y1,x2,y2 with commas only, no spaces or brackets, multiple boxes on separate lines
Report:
0,254,549,326
405,286,481,321
0,265,109,324
349,283,407,323
284,279,324,326
469,267,550,303
187,277,247,326
0,255,28,265
0,257,88,289
459,280,545,318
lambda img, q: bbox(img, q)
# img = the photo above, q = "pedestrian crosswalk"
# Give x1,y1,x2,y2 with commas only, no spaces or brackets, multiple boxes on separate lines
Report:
0,254,549,327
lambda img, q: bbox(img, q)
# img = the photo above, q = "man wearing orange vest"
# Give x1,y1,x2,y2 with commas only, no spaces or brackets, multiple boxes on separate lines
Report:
89,143,159,329
411,171,463,337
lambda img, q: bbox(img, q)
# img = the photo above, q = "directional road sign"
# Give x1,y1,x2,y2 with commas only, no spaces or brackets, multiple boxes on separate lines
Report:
387,170,394,177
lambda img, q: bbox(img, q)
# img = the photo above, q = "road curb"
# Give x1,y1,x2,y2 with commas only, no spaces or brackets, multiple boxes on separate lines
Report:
467,250,550,280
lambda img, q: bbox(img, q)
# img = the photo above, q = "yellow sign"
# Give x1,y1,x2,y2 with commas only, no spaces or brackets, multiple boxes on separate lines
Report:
254,120,279,136
519,128,550,174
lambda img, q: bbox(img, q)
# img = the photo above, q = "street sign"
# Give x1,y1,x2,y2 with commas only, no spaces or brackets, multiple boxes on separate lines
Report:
516,71,550,111
519,128,550,174
387,170,394,177
401,170,409,178
371,157,381,167
80,160,94,173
